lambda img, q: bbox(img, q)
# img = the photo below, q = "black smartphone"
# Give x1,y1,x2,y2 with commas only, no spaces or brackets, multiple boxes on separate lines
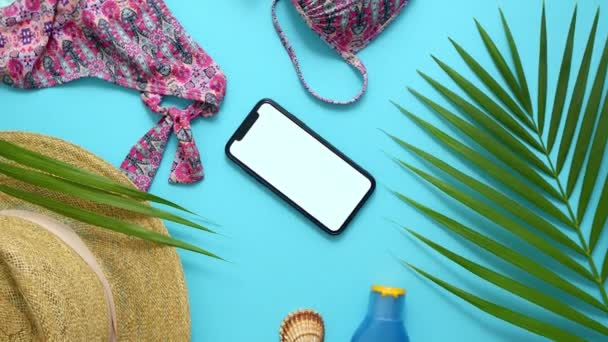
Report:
225,99,375,235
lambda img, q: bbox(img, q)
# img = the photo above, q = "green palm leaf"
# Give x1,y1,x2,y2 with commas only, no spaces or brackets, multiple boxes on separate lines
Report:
577,91,608,222
0,139,193,214
393,104,566,211
499,9,533,115
388,138,582,254
589,176,608,253
407,264,585,342
401,162,594,282
602,251,608,283
415,72,549,174
566,35,608,197
475,20,532,117
431,56,539,142
409,87,551,176
395,194,606,312
547,7,577,151
555,9,600,174
406,227,608,335
0,161,215,234
0,138,220,258
537,4,548,134
448,39,530,127
0,184,221,259
390,4,608,340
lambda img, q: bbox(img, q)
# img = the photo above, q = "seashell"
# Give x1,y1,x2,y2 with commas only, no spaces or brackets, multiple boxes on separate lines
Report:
279,309,325,342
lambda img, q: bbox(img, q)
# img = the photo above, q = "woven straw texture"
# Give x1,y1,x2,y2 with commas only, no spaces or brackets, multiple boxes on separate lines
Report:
0,131,191,341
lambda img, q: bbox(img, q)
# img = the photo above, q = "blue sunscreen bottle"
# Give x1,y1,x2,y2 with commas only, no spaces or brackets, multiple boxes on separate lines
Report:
351,285,410,342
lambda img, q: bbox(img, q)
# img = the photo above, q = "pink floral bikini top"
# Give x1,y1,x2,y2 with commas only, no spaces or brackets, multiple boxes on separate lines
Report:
272,0,408,105
0,0,226,191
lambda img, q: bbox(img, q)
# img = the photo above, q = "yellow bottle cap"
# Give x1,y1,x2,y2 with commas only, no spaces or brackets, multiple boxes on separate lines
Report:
371,285,406,298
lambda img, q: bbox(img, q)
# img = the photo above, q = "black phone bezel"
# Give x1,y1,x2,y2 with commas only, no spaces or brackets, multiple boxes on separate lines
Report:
225,98,376,235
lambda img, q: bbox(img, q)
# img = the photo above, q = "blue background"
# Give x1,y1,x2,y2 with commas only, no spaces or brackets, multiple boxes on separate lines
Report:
2,0,607,340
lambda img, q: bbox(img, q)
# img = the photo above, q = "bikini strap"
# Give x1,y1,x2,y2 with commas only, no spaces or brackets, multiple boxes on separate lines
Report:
271,0,368,105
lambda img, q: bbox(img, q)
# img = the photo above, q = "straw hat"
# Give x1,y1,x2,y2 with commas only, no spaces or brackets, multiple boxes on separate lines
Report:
0,132,190,341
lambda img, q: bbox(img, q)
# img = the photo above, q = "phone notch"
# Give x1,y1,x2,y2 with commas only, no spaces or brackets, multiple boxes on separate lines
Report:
234,111,259,141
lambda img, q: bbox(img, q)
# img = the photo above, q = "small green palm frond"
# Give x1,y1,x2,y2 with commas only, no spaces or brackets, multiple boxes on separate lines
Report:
405,227,608,335
448,38,532,135
577,78,608,222
567,34,608,198
391,104,571,225
590,177,608,253
389,4,608,340
394,193,605,312
417,67,540,165
407,263,586,342
546,6,577,151
0,139,220,258
0,139,193,213
603,251,608,283
555,9,600,174
499,9,533,116
400,156,594,282
475,19,532,117
388,136,582,255
537,4,548,134
0,161,215,234
430,55,539,144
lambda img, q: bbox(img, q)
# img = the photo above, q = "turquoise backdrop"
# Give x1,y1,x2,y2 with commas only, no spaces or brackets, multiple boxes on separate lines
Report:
2,0,607,340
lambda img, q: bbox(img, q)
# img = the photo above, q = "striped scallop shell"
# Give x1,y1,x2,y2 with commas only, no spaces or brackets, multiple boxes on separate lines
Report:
279,309,325,342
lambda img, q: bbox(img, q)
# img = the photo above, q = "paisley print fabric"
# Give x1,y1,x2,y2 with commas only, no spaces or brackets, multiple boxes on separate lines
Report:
0,0,227,191
272,0,407,105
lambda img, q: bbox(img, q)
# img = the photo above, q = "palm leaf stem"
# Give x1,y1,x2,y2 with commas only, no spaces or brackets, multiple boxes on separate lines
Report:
536,132,608,307
602,250,608,283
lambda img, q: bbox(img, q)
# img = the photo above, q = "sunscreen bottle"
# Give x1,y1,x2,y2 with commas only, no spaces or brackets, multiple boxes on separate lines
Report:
351,285,409,342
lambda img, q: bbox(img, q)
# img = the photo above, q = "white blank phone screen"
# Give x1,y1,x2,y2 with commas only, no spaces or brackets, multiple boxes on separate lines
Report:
229,103,373,232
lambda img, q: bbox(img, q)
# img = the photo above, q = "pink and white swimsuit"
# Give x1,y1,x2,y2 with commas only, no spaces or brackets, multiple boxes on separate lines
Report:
0,0,227,191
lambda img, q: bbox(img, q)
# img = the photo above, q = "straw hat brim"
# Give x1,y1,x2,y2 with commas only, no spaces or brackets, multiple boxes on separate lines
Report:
0,131,190,341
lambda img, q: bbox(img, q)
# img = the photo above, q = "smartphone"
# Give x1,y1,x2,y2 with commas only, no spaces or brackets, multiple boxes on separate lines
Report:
225,99,375,235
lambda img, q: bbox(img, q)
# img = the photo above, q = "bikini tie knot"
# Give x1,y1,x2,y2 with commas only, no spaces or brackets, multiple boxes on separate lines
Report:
120,92,205,191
